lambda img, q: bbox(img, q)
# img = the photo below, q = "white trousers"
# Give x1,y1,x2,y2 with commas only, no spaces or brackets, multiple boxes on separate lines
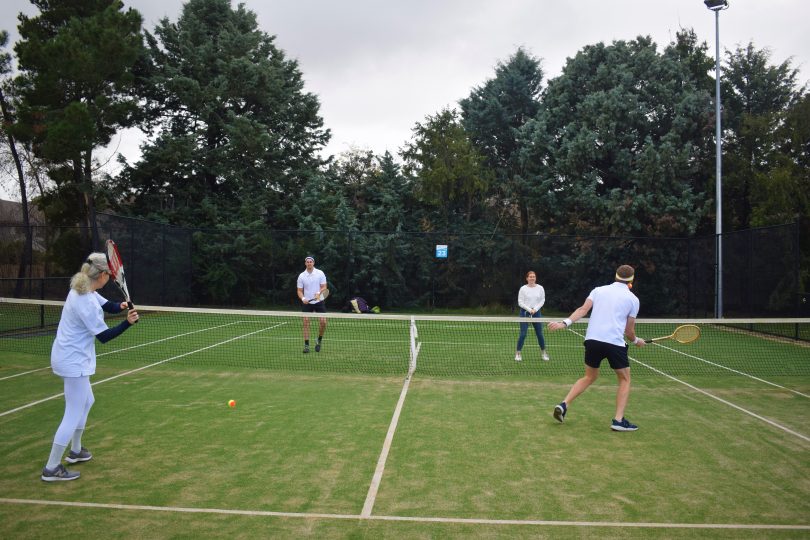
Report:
53,376,95,446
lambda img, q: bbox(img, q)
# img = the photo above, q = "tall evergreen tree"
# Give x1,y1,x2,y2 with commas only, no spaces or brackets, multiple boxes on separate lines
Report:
401,108,491,228
117,0,328,229
0,30,35,295
663,29,717,234
721,42,803,230
343,151,419,307
12,0,144,246
460,48,543,236
542,36,709,237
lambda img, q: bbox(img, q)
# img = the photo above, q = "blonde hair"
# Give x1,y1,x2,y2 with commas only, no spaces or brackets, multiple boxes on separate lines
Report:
70,252,110,294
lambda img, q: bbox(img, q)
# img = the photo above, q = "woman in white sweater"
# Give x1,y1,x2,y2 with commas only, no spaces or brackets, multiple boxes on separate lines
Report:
515,270,549,361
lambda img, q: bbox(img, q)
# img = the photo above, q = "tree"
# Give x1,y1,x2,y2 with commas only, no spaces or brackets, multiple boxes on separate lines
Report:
0,30,35,295
541,36,709,238
663,29,717,234
750,91,810,293
12,0,144,248
335,151,420,307
460,48,544,236
116,0,328,229
401,108,491,227
721,42,803,230
537,36,715,313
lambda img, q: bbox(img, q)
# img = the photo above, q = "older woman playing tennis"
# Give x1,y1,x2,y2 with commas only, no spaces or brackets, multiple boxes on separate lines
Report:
41,253,139,482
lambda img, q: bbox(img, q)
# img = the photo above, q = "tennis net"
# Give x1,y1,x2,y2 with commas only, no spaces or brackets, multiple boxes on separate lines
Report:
1,298,809,378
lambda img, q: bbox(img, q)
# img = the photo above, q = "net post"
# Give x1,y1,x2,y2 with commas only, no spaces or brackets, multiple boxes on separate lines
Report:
409,316,418,375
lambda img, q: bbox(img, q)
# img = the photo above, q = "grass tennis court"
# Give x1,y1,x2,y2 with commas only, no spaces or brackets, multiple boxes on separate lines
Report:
1,300,809,538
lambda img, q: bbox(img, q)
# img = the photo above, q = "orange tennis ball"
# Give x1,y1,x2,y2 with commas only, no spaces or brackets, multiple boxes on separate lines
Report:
228,399,236,408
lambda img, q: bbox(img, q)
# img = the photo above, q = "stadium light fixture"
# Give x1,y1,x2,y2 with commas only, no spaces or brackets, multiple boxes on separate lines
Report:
704,0,728,11
705,0,728,318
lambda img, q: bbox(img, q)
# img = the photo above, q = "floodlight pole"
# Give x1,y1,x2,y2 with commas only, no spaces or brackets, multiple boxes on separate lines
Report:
705,0,727,318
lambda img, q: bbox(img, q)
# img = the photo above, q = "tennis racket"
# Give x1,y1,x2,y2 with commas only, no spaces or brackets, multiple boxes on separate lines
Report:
644,324,700,344
105,239,134,310
309,288,330,303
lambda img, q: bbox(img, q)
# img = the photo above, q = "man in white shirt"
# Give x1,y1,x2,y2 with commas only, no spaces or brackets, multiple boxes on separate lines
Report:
296,256,327,353
547,264,646,431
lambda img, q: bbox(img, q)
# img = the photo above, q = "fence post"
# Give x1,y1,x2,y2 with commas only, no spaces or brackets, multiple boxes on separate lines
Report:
39,277,45,327
161,225,166,305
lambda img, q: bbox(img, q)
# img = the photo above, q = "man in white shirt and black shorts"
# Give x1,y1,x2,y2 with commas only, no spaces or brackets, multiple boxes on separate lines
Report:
297,256,327,353
547,264,646,431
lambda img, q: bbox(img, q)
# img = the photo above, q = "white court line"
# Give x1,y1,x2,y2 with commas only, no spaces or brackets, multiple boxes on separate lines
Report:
0,366,50,381
632,355,810,443
251,336,407,345
361,372,413,517
563,329,810,443
649,342,810,398
420,341,581,349
0,320,247,382
0,498,807,531
96,320,247,357
0,323,286,418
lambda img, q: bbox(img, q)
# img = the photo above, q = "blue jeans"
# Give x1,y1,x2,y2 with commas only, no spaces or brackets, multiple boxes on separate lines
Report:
517,309,545,351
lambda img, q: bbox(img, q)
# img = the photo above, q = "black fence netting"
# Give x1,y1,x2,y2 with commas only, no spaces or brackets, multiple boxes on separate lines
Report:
0,214,802,317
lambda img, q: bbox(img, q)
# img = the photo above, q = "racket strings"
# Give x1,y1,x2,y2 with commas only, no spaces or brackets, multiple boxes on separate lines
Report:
106,247,123,279
672,324,701,343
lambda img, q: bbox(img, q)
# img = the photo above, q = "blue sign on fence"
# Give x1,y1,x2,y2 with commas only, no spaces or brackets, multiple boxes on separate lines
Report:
435,244,448,259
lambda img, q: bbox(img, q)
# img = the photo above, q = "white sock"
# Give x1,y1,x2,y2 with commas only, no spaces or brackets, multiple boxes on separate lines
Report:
71,429,84,453
46,443,67,470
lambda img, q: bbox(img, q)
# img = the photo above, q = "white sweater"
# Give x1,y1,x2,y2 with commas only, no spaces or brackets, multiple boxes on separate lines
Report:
518,284,545,313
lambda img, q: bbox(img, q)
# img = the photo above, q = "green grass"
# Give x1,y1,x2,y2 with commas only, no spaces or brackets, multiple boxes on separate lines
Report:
0,304,809,538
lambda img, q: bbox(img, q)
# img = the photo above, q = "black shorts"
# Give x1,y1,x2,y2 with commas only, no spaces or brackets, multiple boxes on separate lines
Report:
584,339,630,370
302,302,326,313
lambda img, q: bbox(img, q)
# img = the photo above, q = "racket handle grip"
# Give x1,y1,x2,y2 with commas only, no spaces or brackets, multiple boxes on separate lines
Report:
127,301,139,324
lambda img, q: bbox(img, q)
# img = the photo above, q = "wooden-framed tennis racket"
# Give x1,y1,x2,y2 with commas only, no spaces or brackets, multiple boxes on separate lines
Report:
105,239,134,310
644,324,700,344
309,288,329,304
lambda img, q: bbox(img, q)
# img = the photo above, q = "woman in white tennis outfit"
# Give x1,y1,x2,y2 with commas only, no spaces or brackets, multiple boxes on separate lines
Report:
515,270,549,362
41,253,139,482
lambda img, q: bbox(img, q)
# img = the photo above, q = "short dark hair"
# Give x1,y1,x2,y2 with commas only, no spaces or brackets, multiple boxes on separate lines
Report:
615,265,635,282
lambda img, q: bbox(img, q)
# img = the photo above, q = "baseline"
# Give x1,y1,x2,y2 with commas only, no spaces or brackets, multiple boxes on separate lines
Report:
0,498,807,531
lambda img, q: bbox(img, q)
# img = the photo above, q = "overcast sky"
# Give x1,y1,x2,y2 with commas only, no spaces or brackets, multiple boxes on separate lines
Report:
2,0,809,200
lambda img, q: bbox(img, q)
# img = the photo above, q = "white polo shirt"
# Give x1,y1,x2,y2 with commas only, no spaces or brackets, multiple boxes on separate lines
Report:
51,290,109,377
297,268,326,303
584,282,640,347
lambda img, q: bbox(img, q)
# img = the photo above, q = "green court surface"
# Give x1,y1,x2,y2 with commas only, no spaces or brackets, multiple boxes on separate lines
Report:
1,301,808,538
